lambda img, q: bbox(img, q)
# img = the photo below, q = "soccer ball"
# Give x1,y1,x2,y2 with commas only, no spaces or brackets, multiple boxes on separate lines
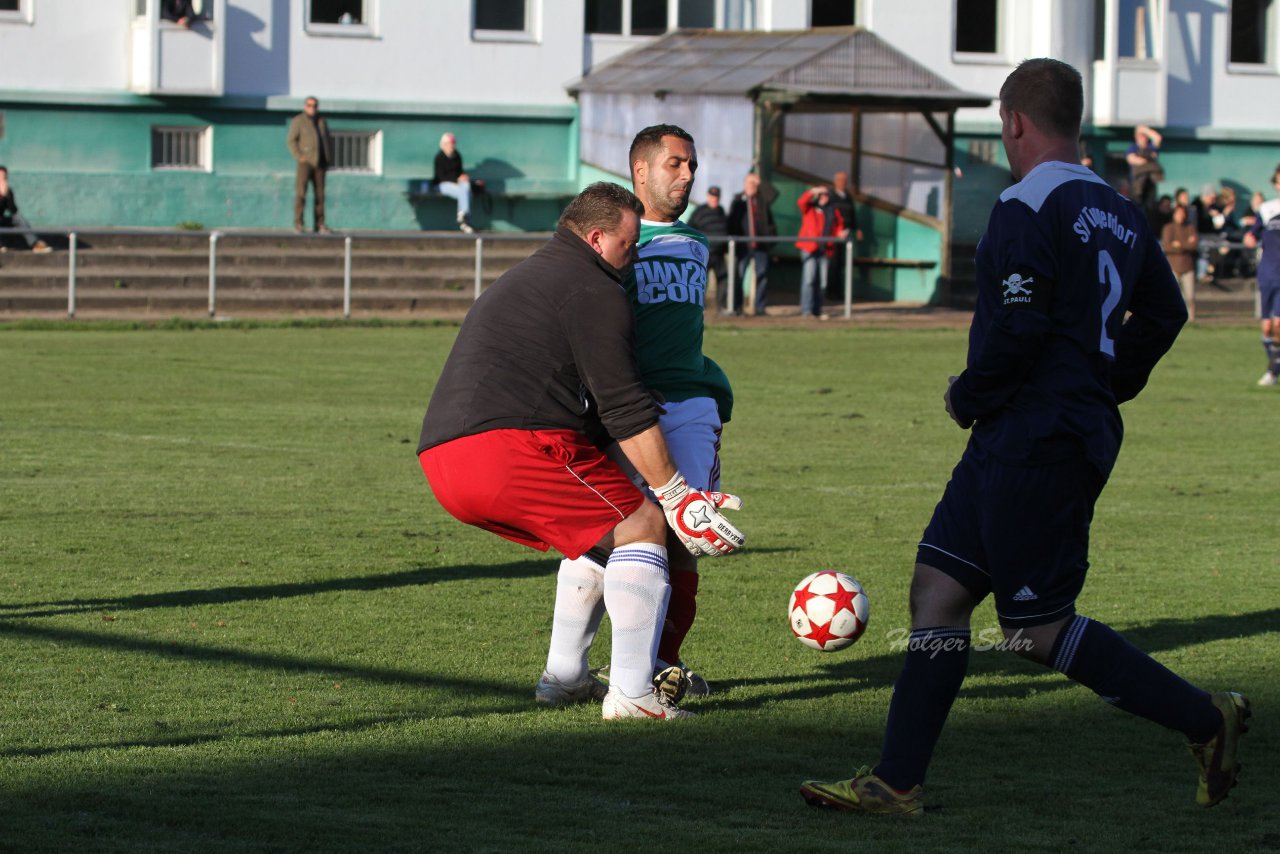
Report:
789,571,870,652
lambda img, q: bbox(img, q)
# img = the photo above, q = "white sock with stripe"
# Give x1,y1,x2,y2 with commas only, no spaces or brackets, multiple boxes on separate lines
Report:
603,543,670,698
543,555,606,684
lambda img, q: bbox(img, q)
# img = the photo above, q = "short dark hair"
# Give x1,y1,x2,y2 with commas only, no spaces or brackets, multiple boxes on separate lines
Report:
999,58,1083,140
628,124,695,175
0,165,7,176
558,182,644,237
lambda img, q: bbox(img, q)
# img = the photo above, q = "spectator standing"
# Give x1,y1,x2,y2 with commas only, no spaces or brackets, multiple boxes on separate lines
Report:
1241,190,1266,231
1078,142,1095,170
828,170,863,298
1174,187,1195,227
1245,166,1280,386
0,166,51,253
286,97,332,233
689,186,730,312
1193,184,1227,283
1216,187,1247,279
727,173,776,315
1150,194,1174,232
795,185,847,319
1161,204,1199,321
1126,124,1164,213
433,132,474,234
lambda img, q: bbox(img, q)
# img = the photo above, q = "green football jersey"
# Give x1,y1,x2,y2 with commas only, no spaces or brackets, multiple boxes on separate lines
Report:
626,219,734,422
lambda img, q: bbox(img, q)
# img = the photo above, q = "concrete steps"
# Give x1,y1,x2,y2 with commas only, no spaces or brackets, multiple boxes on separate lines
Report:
0,230,548,318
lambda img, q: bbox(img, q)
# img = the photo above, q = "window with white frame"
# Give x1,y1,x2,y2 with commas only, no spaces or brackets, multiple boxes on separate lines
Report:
1230,0,1276,65
678,0,715,27
311,0,362,23
0,0,31,24
954,0,999,55
329,130,382,174
1117,0,1156,59
138,0,213,23
585,0,713,35
473,0,536,41
811,0,855,27
151,126,212,172
307,0,374,35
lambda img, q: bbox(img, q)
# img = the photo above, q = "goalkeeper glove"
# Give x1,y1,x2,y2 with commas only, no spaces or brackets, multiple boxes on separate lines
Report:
653,472,745,557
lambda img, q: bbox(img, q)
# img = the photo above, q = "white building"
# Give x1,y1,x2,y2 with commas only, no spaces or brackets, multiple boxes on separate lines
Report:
1,1,1276,298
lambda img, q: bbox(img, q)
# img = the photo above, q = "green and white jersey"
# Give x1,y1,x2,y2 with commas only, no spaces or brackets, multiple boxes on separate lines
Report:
626,218,734,422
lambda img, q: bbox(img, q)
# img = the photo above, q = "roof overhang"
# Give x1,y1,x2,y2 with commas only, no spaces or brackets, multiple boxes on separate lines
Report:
568,28,991,111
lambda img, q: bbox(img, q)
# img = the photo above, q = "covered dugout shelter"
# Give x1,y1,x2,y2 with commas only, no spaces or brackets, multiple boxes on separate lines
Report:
569,28,990,305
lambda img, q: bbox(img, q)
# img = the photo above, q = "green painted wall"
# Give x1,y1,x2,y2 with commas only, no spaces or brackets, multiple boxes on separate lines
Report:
951,129,1280,244
0,101,579,232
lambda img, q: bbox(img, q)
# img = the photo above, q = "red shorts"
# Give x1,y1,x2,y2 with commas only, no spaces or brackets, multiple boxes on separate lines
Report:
419,429,646,559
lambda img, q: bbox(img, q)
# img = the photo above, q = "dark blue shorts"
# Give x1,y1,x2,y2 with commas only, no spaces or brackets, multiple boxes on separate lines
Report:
1260,281,1280,320
917,445,1105,628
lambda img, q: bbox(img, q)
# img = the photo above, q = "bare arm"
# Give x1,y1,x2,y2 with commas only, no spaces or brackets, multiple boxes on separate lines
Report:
616,424,679,490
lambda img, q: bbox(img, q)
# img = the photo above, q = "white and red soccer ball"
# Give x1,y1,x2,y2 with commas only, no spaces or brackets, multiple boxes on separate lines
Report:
789,571,870,652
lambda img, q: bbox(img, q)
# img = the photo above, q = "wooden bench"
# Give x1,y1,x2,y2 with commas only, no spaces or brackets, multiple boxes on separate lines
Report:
852,256,938,270
403,179,577,227
853,256,938,294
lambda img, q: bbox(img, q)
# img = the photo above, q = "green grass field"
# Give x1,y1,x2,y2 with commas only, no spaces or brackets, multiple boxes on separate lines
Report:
1,321,1276,853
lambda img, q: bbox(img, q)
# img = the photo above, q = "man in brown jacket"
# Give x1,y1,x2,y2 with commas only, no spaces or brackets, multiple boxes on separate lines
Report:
286,96,333,233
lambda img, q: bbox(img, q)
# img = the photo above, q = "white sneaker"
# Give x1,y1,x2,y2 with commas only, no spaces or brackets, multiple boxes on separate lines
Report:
1258,372,1276,387
602,686,694,720
534,671,608,706
459,221,475,234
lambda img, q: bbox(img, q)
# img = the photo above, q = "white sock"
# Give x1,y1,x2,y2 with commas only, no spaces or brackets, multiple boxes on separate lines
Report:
544,555,606,684
603,543,670,698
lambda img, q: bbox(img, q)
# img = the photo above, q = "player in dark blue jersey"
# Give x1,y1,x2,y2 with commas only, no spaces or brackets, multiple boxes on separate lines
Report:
1245,166,1280,385
801,58,1249,816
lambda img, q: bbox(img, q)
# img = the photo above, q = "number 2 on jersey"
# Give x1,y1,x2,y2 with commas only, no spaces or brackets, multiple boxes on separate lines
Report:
1097,249,1123,357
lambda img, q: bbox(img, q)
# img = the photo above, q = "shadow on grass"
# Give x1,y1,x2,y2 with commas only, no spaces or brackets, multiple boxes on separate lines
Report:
0,560,556,619
711,606,1280,710
0,690,1273,853
0,617,533,761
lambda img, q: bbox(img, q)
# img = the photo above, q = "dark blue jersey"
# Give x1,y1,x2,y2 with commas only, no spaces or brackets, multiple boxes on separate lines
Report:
949,161,1187,476
1249,197,1280,286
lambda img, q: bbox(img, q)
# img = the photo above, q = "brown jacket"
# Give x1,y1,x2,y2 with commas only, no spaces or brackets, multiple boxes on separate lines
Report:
1161,221,1198,276
287,112,333,168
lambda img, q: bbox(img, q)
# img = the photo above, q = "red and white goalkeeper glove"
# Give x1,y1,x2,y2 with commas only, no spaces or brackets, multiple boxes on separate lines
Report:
653,472,745,557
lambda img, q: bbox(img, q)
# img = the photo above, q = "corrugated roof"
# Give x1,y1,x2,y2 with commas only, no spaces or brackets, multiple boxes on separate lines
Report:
568,28,991,107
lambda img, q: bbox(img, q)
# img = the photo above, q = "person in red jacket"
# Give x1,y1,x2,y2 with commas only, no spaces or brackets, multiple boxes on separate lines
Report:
795,185,847,318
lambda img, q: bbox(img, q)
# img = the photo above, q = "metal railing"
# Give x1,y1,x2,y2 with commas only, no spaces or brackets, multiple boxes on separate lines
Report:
717,235,895,319
2,226,1261,320
0,226,536,319
2,226,882,320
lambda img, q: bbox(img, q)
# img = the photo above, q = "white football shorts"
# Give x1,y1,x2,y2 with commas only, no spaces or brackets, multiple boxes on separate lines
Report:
609,396,723,495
